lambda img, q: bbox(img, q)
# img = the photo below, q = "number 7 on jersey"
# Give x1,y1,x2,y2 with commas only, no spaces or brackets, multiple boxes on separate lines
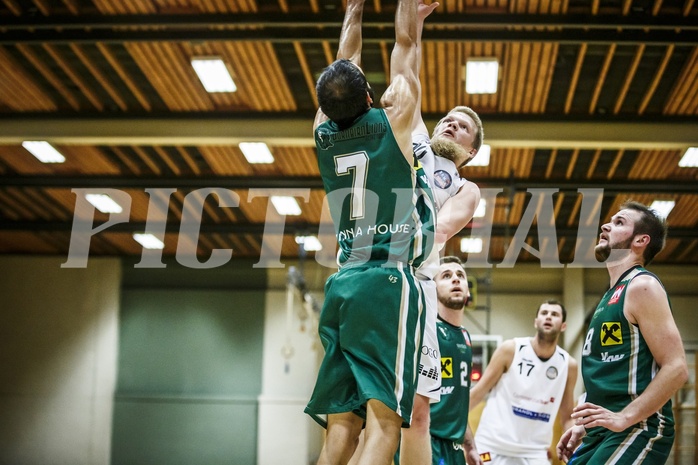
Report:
334,152,369,220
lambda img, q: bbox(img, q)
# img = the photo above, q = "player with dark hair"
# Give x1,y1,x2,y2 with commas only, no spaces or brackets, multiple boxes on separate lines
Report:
305,0,436,464
471,300,578,465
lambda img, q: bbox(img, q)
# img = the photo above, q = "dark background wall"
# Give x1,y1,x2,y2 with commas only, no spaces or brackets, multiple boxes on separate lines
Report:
111,260,266,465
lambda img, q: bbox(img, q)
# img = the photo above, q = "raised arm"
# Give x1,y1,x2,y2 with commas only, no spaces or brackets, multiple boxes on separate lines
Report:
380,0,420,160
469,339,514,409
412,0,439,137
336,0,365,65
314,0,367,129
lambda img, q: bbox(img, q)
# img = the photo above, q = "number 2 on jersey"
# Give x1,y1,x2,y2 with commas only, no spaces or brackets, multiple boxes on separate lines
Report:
334,152,369,220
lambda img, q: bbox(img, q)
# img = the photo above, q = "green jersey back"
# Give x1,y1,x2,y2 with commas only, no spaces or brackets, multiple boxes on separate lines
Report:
315,108,435,267
582,266,674,433
430,318,473,442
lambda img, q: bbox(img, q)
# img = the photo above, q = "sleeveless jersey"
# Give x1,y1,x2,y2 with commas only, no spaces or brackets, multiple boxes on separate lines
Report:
413,133,466,211
315,109,435,268
475,337,570,458
581,265,674,435
429,317,473,442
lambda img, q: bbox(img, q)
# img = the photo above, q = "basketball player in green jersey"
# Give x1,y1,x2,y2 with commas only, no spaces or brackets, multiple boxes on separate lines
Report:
556,201,688,464
429,256,481,465
304,0,436,464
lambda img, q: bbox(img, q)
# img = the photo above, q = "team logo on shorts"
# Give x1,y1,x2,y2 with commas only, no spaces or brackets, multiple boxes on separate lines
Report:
441,357,453,378
480,452,492,462
601,321,623,346
433,170,452,189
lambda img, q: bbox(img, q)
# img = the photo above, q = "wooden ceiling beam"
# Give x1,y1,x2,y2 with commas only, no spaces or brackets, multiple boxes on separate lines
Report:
1,0,21,16
1,116,695,149
1,27,696,46
2,13,697,31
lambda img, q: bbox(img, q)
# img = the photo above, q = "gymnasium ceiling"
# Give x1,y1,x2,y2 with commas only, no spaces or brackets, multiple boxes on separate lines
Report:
0,0,697,267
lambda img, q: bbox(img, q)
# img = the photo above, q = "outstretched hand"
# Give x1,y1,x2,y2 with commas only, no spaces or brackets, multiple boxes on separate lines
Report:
418,0,439,21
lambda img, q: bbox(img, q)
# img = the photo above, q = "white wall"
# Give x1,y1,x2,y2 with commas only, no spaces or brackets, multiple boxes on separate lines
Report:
257,286,325,465
0,256,120,465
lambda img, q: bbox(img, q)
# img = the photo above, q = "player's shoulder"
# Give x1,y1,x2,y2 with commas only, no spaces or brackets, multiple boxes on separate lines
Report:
567,355,579,370
498,338,518,357
626,271,666,300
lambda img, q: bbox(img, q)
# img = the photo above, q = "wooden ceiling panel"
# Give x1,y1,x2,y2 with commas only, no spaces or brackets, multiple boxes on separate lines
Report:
500,42,558,113
92,0,157,14
305,190,328,223
235,188,316,224
627,150,684,180
55,146,123,175
486,147,536,178
668,194,698,228
0,47,57,111
0,1,696,263
663,47,698,115
0,146,56,175
271,146,320,176
197,145,253,175
126,42,217,111
218,42,297,112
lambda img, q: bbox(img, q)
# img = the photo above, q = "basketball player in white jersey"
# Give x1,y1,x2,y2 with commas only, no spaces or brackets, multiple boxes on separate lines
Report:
470,301,578,465
401,3,483,464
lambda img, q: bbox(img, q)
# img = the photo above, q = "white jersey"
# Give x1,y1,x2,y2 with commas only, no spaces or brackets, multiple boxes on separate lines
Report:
413,131,467,402
413,133,466,211
475,337,570,458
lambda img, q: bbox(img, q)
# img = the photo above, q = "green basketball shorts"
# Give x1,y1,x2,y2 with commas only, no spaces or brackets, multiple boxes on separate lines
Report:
305,262,425,428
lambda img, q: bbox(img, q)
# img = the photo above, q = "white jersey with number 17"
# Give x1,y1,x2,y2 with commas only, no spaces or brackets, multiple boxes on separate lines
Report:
475,337,570,458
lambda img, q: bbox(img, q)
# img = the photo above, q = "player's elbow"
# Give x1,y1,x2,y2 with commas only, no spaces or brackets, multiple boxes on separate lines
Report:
675,361,690,387
661,357,690,393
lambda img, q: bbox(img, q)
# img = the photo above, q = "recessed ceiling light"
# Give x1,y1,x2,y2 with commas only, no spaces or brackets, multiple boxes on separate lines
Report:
469,144,490,166
85,194,123,213
239,142,274,164
460,237,483,254
678,147,698,167
295,235,323,251
22,141,65,163
649,200,675,219
191,57,237,93
473,199,486,218
466,59,499,94
270,196,301,216
133,233,165,250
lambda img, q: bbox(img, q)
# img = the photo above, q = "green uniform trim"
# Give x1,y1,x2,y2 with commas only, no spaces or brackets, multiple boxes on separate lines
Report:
572,265,675,464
